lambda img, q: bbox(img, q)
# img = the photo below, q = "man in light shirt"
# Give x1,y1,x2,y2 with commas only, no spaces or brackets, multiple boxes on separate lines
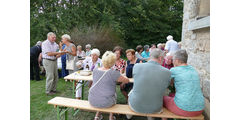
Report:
127,48,171,120
42,32,65,95
164,35,179,54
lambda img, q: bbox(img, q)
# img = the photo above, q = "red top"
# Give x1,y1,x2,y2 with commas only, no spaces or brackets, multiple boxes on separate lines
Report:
162,59,174,70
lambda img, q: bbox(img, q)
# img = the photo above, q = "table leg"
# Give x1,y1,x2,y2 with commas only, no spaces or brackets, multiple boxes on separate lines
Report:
72,80,75,98
65,110,68,120
81,81,85,100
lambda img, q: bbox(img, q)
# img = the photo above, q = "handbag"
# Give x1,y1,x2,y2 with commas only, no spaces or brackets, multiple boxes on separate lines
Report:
66,56,77,70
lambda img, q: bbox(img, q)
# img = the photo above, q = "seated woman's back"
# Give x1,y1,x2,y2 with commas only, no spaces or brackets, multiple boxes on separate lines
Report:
171,65,205,111
88,68,120,108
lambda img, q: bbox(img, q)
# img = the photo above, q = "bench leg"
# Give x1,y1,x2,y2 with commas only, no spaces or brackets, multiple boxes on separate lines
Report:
65,110,68,120
57,106,60,120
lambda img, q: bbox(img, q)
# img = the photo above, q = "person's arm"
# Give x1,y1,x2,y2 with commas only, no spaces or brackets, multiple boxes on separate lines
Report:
164,42,169,53
42,43,61,56
124,62,128,76
59,42,63,51
82,51,86,57
38,53,42,66
117,75,129,84
170,78,174,86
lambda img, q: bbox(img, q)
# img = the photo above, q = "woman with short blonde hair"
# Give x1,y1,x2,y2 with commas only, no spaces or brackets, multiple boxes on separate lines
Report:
102,51,117,68
89,51,129,120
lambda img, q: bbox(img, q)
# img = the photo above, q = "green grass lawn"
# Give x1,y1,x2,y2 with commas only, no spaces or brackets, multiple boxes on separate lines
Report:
30,75,179,120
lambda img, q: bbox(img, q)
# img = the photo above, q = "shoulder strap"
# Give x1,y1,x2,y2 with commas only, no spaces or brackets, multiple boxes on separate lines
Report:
89,69,110,91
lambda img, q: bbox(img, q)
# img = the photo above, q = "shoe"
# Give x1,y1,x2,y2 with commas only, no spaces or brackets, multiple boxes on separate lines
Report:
46,92,55,96
94,114,103,120
51,90,59,93
126,114,132,119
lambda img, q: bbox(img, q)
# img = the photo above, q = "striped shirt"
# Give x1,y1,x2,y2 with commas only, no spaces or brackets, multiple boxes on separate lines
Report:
41,39,59,60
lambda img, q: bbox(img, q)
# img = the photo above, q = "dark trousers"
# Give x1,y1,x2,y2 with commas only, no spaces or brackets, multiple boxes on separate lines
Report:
30,56,40,80
61,58,69,77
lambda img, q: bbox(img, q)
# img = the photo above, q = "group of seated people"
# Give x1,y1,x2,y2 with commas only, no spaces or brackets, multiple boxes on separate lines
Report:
72,45,205,120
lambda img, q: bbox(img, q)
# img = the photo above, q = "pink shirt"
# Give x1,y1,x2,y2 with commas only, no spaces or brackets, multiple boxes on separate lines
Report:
41,39,59,60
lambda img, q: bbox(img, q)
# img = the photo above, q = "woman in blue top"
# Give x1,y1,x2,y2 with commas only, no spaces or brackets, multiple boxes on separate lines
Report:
163,50,204,119
120,49,142,102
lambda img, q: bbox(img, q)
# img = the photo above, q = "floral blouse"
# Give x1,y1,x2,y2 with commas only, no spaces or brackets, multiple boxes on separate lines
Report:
112,58,126,72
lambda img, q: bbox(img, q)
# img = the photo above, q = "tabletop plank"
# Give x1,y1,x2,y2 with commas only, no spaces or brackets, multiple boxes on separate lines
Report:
64,71,134,82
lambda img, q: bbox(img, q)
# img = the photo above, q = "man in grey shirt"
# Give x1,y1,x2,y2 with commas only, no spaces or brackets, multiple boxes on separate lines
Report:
128,48,171,120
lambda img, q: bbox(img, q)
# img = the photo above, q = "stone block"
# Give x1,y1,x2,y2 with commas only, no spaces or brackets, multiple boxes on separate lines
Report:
203,98,210,120
203,79,210,100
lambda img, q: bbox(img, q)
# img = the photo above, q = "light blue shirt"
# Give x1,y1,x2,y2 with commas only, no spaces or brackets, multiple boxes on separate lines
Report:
85,50,91,57
128,61,171,113
141,51,150,58
170,65,205,111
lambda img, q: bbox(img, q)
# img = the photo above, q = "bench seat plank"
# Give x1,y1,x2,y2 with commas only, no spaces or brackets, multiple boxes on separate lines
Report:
48,97,204,120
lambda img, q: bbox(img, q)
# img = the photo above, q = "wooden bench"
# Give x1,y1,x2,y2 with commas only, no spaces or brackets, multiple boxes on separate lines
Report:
48,97,204,120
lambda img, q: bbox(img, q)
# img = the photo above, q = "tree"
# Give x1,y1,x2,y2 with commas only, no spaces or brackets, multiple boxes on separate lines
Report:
30,0,183,49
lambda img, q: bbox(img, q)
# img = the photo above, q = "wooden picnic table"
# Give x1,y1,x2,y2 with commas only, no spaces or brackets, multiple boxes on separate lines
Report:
64,70,134,99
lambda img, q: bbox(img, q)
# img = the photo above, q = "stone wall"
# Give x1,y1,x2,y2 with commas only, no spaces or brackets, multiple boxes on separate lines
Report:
181,0,210,119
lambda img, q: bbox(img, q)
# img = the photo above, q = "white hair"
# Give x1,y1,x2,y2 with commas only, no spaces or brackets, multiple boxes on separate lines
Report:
157,43,162,48
86,44,91,49
47,32,56,37
166,35,173,41
36,41,42,46
61,34,71,40
91,48,100,56
77,45,82,49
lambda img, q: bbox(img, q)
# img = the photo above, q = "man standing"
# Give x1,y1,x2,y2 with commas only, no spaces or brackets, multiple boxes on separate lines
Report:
164,35,179,53
42,32,64,95
127,48,171,120
30,41,42,81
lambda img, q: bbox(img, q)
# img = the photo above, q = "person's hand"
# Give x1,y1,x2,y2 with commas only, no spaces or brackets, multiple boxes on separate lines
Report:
60,52,66,55
59,41,63,47
63,49,69,53
56,54,61,58
120,83,125,89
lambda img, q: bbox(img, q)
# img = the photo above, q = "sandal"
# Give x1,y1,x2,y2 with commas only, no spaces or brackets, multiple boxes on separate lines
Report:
109,116,116,120
94,115,103,120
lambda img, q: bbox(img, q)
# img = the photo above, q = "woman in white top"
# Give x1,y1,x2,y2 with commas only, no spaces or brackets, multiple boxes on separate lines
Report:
75,49,102,99
85,44,92,57
77,45,86,58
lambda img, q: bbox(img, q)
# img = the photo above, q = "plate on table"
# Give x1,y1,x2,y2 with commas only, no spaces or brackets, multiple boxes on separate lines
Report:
79,70,92,76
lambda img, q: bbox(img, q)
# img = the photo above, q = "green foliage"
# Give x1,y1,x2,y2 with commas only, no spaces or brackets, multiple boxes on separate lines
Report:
30,0,183,49
70,25,127,56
